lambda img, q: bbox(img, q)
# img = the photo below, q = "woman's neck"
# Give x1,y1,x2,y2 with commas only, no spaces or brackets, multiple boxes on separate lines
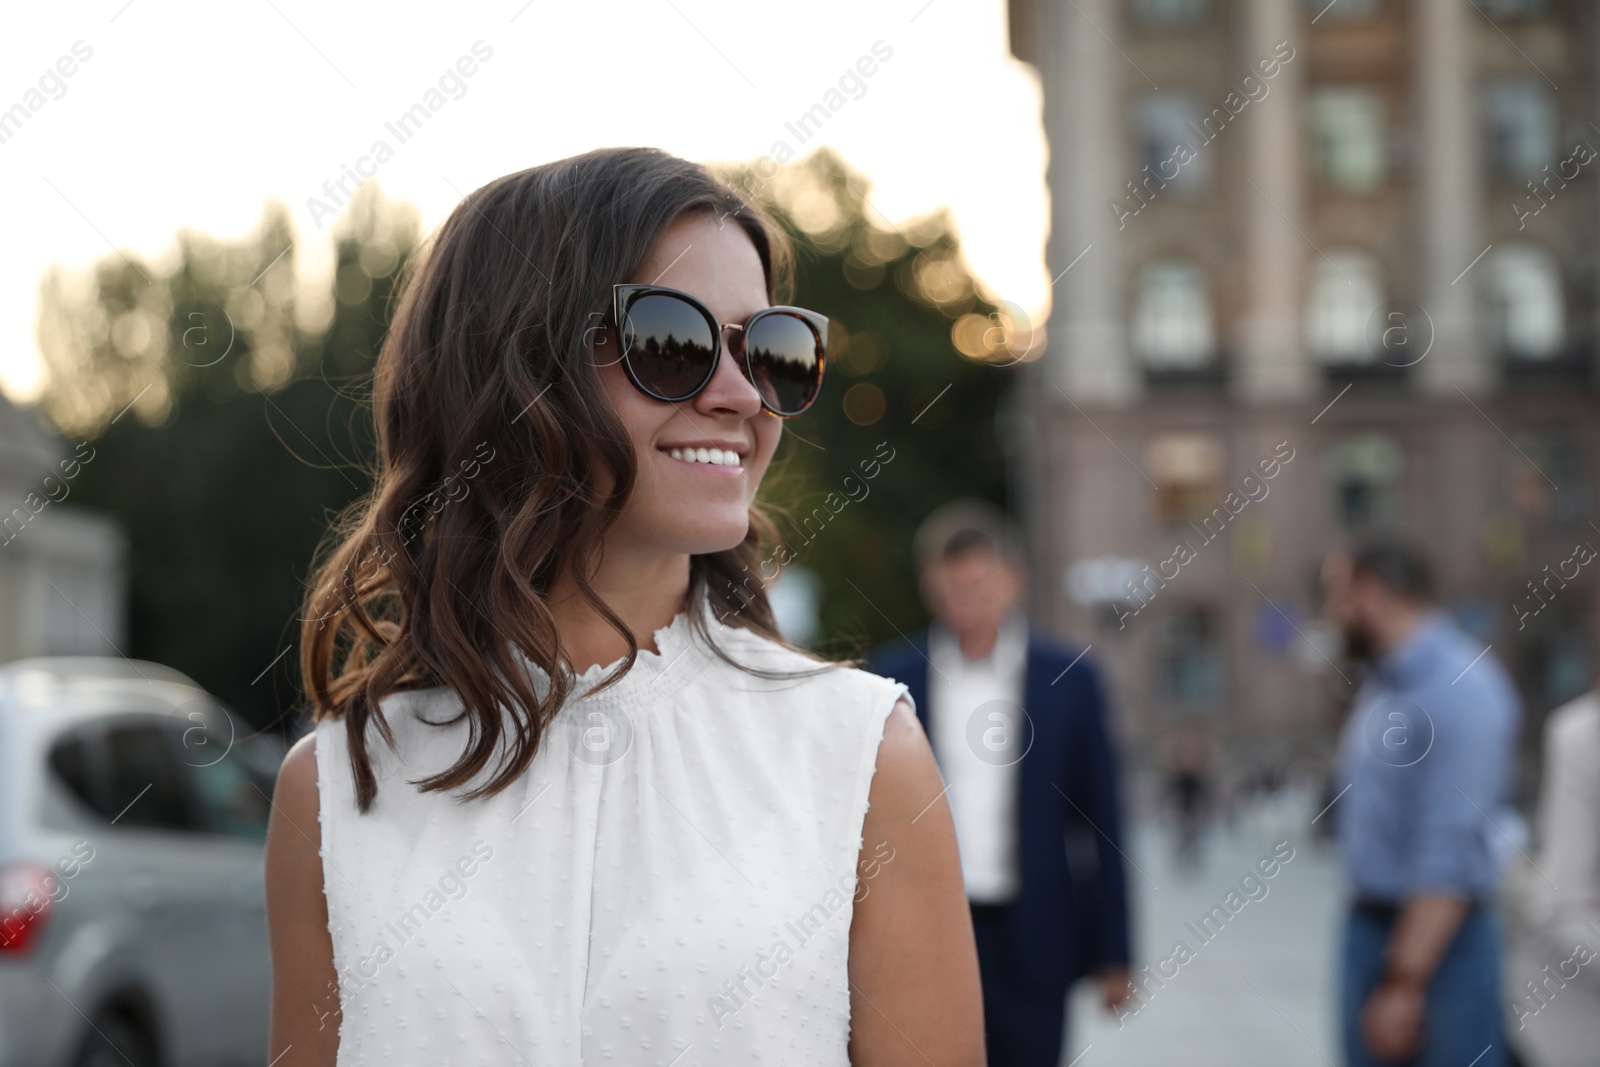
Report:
545,552,693,673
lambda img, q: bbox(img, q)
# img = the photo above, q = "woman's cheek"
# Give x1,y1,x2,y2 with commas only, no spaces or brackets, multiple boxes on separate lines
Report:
757,422,782,474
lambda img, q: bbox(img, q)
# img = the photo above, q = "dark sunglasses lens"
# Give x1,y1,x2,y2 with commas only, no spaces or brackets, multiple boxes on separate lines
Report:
621,293,717,399
744,314,824,415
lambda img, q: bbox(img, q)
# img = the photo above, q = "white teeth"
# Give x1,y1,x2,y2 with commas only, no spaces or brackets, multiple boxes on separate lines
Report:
666,447,741,467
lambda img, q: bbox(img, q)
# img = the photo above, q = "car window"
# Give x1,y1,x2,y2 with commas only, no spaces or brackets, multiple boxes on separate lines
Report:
104,722,203,832
187,748,272,839
48,733,102,816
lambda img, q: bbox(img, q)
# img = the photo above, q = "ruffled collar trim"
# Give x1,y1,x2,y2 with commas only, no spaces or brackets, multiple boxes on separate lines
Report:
513,587,725,706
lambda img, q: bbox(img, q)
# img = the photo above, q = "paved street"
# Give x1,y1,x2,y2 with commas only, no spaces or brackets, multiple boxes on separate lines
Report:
1064,800,1346,1067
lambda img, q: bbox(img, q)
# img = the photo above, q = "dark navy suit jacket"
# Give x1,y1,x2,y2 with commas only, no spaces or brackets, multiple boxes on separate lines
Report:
868,625,1132,990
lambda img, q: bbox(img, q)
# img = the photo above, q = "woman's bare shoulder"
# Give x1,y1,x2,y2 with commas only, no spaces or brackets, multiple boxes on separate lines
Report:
266,729,340,1066
849,695,985,1064
272,730,321,843
864,696,937,823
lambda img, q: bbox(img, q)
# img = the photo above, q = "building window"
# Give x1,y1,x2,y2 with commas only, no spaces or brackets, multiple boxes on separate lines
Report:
1156,606,1226,709
1303,0,1380,19
1305,251,1383,364
1145,432,1225,527
1136,93,1210,195
1491,244,1563,360
1506,429,1586,526
1483,80,1556,181
1133,260,1216,369
1324,432,1404,529
1309,88,1386,191
1132,0,1208,29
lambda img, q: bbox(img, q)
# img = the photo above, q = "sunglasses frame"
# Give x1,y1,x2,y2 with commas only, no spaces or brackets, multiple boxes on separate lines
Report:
608,282,828,418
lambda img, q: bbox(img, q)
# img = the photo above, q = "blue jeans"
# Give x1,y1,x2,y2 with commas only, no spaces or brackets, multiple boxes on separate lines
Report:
1340,904,1506,1067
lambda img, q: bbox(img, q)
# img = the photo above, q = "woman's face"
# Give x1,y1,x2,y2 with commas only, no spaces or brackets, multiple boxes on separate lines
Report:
591,211,783,558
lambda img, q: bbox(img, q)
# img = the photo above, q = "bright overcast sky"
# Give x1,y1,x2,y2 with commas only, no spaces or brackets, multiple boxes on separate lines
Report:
0,0,1047,408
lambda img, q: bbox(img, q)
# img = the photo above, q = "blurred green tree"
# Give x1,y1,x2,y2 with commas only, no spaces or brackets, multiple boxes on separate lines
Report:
37,188,417,731
722,149,1028,658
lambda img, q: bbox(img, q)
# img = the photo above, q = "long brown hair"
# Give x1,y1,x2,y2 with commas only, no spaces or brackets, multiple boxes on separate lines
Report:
300,147,841,812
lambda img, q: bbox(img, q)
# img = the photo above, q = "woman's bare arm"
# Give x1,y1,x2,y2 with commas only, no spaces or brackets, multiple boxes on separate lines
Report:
264,732,340,1067
848,696,985,1066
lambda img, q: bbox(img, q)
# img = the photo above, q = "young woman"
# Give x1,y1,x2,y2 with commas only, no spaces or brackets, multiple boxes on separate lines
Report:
264,147,984,1066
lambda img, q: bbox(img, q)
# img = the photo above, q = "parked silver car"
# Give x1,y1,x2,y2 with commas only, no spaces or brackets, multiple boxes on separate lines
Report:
0,657,285,1067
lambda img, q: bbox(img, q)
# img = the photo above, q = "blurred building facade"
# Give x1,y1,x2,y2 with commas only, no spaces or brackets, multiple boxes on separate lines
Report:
1008,0,1599,790
0,392,125,661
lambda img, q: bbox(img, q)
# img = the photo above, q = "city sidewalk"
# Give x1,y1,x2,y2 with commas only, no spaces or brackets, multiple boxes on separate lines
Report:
1065,807,1345,1067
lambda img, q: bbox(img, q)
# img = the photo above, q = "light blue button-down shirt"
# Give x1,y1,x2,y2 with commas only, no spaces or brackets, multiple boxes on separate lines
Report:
1335,611,1522,902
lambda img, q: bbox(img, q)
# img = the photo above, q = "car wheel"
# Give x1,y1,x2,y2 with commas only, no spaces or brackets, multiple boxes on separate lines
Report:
72,1011,158,1067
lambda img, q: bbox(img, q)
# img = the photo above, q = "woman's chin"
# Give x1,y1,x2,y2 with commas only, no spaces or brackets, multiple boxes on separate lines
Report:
676,518,752,557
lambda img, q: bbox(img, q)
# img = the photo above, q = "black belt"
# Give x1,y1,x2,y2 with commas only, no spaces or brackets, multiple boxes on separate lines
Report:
1353,897,1481,922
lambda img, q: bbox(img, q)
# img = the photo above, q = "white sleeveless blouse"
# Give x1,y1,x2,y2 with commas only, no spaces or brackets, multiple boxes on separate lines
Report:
313,590,912,1066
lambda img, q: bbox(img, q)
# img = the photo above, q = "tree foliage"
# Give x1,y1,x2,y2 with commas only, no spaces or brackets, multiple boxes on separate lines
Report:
719,149,1025,658
38,189,416,730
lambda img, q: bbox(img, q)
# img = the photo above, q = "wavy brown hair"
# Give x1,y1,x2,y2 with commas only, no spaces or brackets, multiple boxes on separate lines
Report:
299,147,843,812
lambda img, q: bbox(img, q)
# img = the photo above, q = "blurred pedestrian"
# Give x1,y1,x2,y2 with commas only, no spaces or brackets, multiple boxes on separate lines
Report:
1321,539,1522,1067
1503,627,1600,1067
869,499,1133,1067
1161,724,1213,872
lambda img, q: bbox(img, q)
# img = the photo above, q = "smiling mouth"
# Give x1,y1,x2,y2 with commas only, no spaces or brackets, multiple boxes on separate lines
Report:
659,446,745,470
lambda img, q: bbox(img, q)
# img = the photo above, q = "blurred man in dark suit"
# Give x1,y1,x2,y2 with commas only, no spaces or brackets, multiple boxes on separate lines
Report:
868,499,1133,1067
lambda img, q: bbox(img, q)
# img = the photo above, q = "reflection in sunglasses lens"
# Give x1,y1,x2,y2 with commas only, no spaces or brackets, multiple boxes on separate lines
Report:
746,313,822,415
624,294,717,399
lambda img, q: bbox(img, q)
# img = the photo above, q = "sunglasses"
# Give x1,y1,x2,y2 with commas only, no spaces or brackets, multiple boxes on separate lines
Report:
606,283,828,418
